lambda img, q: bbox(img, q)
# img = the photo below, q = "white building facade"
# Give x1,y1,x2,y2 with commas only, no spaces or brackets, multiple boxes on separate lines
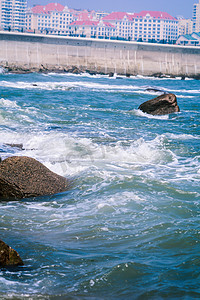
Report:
68,19,116,38
26,3,74,34
103,11,178,43
178,18,193,36
0,0,27,31
193,0,200,32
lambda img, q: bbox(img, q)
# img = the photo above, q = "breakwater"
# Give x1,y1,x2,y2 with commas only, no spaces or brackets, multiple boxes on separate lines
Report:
1,31,200,76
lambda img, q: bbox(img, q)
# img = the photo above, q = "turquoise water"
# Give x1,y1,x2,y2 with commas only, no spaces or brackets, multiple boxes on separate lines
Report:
0,71,200,299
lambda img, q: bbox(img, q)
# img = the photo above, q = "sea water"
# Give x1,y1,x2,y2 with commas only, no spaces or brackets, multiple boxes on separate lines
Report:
0,71,199,299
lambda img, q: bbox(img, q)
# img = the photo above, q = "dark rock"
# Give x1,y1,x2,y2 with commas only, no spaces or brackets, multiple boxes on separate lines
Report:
5,143,24,150
66,66,81,74
151,73,174,79
0,240,24,267
138,93,180,115
0,156,71,200
192,74,200,80
145,88,167,94
85,70,97,76
151,72,163,78
108,72,114,77
6,67,31,74
39,64,47,72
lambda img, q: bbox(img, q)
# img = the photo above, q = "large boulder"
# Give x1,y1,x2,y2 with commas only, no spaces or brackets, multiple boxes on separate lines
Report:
0,156,71,200
138,93,180,115
0,240,24,267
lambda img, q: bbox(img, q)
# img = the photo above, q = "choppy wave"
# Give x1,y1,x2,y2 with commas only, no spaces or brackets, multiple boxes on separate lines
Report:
0,79,146,93
1,78,199,101
130,109,170,120
0,73,200,299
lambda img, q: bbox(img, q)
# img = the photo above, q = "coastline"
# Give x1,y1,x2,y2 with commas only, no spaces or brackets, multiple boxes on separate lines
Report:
1,31,200,78
1,66,199,80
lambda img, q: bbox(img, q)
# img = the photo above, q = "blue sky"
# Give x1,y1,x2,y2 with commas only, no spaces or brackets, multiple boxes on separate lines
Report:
28,0,195,18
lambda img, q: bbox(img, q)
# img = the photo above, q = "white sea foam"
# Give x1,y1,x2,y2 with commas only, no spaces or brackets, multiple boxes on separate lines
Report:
170,88,200,94
1,79,198,98
0,277,19,285
0,98,19,108
0,130,178,178
165,133,200,140
0,67,5,74
0,80,160,94
130,109,169,120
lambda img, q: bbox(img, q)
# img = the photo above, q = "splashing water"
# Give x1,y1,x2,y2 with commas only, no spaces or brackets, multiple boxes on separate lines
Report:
0,72,200,299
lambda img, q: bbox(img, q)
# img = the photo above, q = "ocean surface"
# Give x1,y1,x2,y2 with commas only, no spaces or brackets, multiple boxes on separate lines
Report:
0,70,199,299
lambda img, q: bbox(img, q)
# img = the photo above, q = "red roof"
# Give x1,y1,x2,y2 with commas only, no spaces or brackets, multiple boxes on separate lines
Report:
70,20,99,26
103,10,176,21
103,22,115,28
32,3,64,14
134,11,177,20
103,12,128,21
70,20,114,28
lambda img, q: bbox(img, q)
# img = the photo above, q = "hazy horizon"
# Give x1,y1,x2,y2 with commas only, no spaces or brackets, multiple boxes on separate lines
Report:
27,0,195,19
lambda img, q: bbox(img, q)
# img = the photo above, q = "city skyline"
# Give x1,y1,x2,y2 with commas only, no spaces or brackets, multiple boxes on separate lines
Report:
27,0,194,19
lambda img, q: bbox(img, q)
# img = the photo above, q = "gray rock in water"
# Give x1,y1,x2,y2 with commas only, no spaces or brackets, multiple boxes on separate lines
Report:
0,240,24,267
5,143,24,150
0,156,71,200
138,93,180,115
145,88,167,94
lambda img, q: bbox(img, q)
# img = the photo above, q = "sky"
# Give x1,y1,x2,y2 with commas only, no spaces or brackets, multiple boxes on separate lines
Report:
28,0,195,19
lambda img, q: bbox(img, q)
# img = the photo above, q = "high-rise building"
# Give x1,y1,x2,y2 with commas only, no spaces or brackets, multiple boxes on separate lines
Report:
0,0,27,31
178,17,193,36
193,0,200,32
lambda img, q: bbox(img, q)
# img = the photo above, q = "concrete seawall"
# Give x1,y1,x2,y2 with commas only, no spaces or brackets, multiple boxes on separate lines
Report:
1,31,200,76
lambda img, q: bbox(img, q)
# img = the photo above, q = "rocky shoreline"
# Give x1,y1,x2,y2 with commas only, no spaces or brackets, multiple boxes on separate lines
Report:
1,65,200,80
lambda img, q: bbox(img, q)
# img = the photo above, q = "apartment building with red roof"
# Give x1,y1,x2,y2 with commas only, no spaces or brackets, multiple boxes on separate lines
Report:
103,12,135,40
26,3,107,35
103,10,178,42
68,19,116,38
26,3,99,34
26,2,74,34
25,2,178,43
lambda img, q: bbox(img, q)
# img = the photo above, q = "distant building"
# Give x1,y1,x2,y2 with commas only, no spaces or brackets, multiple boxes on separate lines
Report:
103,11,178,42
103,12,134,40
68,19,116,38
0,0,27,31
26,3,74,34
95,11,109,20
193,0,200,32
26,3,104,35
191,31,200,42
178,18,193,36
176,33,199,46
24,2,179,43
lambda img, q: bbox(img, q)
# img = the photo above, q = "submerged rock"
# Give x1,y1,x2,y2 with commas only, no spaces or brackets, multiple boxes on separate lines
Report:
5,143,24,150
0,240,24,267
145,88,167,94
0,156,71,200
138,93,180,115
